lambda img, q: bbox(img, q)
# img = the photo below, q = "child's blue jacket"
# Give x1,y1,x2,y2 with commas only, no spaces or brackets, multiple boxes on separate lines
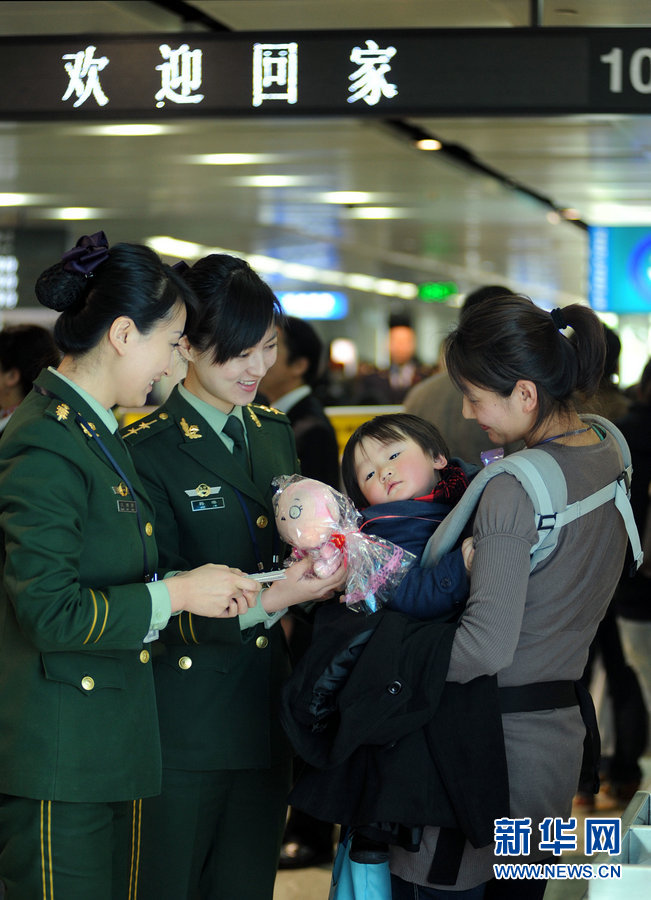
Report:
358,459,479,620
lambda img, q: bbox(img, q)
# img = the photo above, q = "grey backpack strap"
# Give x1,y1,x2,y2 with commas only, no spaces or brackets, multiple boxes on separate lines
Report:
421,434,643,573
571,415,642,570
580,414,633,480
419,452,554,569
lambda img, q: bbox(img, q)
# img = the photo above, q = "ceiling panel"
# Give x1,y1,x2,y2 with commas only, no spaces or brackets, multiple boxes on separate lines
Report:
0,0,650,340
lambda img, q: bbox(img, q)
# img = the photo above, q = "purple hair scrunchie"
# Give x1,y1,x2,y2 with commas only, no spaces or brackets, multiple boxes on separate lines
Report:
62,231,110,277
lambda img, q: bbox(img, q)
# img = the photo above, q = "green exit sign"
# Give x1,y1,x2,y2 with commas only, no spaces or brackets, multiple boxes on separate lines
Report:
417,281,458,301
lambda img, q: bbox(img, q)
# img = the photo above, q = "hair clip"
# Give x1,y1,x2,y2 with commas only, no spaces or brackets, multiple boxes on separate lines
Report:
172,260,190,273
62,231,110,277
550,307,567,330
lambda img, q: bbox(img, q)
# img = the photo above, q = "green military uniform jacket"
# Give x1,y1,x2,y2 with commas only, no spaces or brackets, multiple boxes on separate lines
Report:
0,369,161,803
123,387,299,771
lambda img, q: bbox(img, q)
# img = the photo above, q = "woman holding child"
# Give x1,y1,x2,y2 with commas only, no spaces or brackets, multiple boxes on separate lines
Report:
389,296,631,898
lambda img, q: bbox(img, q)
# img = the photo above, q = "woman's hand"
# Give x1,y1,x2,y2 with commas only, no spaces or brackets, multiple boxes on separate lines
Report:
167,564,259,618
462,536,475,573
261,556,347,613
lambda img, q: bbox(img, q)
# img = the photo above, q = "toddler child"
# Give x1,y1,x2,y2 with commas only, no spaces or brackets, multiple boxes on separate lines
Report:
341,412,476,619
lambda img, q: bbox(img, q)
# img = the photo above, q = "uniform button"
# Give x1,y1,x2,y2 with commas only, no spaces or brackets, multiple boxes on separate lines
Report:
387,680,402,695
256,635,269,649
145,522,153,536
178,656,192,670
256,515,268,529
140,650,150,664
159,413,169,420
441,577,451,589
81,676,95,691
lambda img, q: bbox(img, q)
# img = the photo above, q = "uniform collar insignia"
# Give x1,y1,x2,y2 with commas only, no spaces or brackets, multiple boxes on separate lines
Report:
247,406,261,428
78,420,97,438
55,403,70,422
180,417,202,440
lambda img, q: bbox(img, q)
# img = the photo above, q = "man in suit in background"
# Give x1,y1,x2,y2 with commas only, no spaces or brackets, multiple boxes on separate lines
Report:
260,316,340,490
260,316,340,869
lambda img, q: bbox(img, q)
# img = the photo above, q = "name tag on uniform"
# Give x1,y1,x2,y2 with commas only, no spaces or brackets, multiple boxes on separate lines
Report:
190,497,225,512
117,500,137,513
185,484,224,512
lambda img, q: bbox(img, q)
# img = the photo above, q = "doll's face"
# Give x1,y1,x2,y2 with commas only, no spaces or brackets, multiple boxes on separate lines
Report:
274,480,340,549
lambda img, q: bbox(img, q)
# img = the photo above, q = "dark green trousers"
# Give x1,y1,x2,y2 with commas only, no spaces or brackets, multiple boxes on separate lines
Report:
139,761,291,900
0,794,143,900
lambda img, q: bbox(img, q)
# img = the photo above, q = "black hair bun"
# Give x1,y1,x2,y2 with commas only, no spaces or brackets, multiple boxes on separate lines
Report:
35,263,87,312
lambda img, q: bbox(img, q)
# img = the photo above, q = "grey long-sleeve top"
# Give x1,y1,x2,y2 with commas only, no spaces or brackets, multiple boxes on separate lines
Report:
391,433,629,890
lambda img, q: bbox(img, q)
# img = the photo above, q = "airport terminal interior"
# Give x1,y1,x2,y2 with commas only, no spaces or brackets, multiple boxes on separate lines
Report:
1,2,651,898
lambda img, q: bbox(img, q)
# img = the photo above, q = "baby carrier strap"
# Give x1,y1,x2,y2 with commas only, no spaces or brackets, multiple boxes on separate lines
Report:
421,414,642,573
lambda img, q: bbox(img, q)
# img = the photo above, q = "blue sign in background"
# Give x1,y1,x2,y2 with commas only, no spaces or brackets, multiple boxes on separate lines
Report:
589,226,651,313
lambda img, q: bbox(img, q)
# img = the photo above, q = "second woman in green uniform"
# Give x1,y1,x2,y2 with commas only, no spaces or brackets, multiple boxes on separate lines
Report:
123,253,344,900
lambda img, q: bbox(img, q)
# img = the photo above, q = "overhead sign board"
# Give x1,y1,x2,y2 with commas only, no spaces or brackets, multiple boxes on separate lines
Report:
1,28,651,119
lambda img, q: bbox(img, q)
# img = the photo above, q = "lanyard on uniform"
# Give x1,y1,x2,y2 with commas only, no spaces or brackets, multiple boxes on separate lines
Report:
231,486,281,572
34,384,154,582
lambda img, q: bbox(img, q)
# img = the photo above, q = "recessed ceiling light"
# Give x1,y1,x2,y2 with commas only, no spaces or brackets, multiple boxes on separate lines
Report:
88,124,171,137
41,207,105,220
0,193,31,206
192,153,281,165
147,236,206,259
347,207,406,219
416,139,442,151
321,191,374,204
238,175,308,187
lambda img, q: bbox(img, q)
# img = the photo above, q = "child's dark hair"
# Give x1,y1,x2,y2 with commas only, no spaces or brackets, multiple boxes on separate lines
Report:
445,295,606,430
342,413,450,508
36,240,196,356
181,254,283,364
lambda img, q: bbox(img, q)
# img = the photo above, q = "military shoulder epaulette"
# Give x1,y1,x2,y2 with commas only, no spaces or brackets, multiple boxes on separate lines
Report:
248,402,287,419
121,410,174,443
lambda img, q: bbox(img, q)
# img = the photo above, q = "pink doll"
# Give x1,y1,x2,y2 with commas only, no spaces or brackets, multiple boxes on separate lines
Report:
272,474,415,613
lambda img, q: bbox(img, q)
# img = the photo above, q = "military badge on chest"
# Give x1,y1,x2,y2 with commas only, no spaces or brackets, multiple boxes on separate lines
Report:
185,483,225,512
112,481,136,513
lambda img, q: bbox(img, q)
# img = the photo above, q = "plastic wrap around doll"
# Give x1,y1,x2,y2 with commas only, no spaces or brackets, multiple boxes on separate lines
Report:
272,474,416,613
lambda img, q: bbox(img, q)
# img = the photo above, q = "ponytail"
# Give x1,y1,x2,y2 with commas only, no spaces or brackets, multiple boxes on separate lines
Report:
445,295,606,428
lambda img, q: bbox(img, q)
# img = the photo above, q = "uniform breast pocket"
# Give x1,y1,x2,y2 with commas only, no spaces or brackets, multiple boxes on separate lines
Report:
41,651,127,694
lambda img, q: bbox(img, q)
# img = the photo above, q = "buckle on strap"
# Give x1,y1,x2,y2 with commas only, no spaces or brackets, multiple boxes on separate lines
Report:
617,469,631,493
537,513,557,532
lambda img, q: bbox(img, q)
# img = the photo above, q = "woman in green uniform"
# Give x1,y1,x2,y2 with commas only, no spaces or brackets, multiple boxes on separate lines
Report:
123,254,344,900
0,234,258,900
